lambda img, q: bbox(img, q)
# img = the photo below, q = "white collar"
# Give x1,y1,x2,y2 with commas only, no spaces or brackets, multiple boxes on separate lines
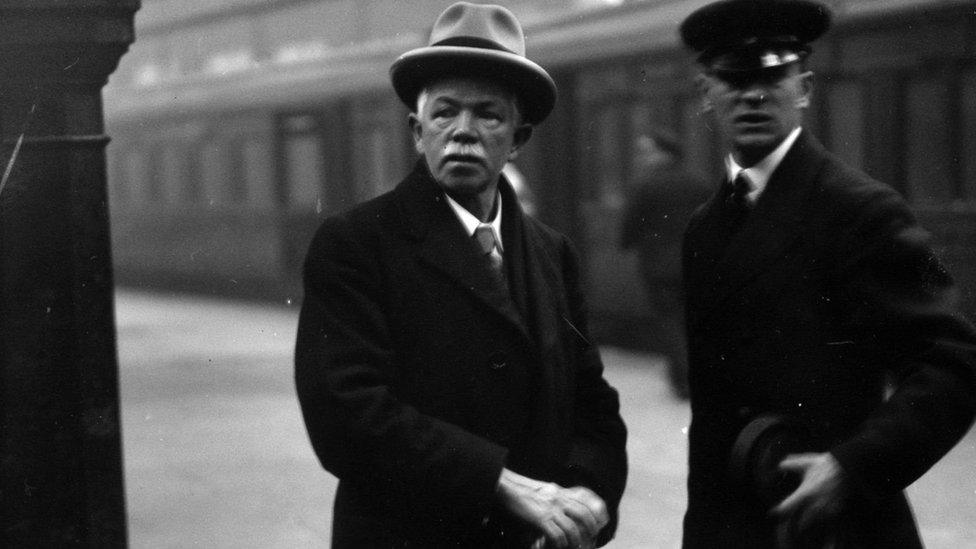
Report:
444,190,504,252
726,126,802,202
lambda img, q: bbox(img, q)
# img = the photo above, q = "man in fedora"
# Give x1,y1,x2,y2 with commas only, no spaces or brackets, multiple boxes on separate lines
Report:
295,3,627,547
678,0,976,547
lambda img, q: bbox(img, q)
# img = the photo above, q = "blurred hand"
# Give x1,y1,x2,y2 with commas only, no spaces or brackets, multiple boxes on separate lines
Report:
496,468,608,549
771,452,846,549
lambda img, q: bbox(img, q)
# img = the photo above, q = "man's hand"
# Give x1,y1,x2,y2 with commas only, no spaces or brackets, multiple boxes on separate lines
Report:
496,468,609,549
771,452,846,548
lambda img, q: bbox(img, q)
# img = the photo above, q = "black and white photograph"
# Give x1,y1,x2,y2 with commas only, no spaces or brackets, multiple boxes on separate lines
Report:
2,1,975,547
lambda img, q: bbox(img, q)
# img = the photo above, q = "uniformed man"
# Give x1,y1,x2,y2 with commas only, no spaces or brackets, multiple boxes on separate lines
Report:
678,1,976,547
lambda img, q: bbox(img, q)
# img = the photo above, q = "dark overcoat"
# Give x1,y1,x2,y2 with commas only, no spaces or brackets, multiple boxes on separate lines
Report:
681,131,976,548
295,160,627,547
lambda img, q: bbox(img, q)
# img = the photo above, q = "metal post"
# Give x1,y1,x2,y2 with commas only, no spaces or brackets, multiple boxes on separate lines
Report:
0,2,138,546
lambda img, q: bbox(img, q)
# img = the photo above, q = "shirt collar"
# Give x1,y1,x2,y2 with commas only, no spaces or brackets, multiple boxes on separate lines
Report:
726,126,802,202
444,190,504,251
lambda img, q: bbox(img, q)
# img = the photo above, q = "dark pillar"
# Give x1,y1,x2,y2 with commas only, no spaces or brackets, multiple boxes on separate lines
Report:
0,2,138,546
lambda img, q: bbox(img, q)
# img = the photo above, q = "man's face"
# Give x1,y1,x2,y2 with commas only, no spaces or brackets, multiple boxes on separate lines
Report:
699,63,812,166
410,77,531,200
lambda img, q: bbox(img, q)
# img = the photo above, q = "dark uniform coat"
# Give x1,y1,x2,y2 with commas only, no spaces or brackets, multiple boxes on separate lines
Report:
295,160,627,547
681,131,976,548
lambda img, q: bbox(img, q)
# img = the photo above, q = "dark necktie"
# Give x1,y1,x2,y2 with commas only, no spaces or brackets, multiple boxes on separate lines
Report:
726,173,754,230
474,224,505,277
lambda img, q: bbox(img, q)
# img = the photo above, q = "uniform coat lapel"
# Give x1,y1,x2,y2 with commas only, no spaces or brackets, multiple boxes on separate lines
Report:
686,131,825,329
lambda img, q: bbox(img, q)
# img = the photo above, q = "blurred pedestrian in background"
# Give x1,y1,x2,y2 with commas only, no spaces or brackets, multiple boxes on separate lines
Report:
294,3,627,548
678,0,976,547
620,129,712,399
503,161,538,216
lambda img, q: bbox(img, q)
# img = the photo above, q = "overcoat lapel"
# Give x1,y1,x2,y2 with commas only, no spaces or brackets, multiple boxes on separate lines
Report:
500,177,571,471
688,132,826,327
500,179,562,352
396,160,530,340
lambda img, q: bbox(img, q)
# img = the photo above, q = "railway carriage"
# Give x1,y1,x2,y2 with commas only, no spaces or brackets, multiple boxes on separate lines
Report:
105,0,976,346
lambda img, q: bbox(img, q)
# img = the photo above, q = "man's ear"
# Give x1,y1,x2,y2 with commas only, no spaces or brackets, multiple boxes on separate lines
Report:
695,73,714,113
509,124,533,160
796,71,814,109
408,113,424,154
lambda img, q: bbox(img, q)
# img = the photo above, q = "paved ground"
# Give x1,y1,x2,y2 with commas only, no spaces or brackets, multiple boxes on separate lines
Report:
115,289,976,548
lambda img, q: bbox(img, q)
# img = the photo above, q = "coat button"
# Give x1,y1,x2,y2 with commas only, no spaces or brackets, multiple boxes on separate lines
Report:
488,352,507,370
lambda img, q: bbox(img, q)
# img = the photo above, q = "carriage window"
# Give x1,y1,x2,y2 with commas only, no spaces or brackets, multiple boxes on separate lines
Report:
826,80,865,171
160,146,191,205
119,149,148,206
962,69,976,204
905,75,954,206
240,139,272,208
217,139,247,205
595,108,624,208
361,128,396,200
284,134,324,211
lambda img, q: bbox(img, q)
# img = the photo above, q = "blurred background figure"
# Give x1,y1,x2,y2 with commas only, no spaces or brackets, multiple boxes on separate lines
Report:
620,129,712,399
503,161,538,216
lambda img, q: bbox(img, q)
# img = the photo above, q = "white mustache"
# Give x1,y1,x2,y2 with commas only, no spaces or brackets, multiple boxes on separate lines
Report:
442,144,483,156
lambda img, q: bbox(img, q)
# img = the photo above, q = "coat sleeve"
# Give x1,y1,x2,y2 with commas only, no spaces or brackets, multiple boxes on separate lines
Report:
827,186,976,498
294,216,507,528
557,236,629,546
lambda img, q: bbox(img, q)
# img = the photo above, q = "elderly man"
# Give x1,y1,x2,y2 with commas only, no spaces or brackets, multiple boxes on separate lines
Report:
294,3,627,548
678,0,976,547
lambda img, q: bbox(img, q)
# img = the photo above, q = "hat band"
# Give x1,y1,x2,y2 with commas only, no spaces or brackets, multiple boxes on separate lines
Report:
432,36,517,55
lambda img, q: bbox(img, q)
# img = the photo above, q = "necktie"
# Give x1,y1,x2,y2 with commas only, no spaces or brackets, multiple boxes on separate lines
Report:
726,173,754,230
731,173,753,208
473,224,504,274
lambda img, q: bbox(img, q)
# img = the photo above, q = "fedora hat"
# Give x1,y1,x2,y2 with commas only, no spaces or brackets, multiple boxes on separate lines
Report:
680,0,831,73
390,2,556,124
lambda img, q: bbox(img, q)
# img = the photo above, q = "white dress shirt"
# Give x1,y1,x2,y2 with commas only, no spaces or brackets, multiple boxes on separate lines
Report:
444,190,504,256
726,126,803,204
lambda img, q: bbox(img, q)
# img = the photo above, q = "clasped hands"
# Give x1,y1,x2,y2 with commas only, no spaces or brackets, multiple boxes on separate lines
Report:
496,468,608,549
770,452,847,549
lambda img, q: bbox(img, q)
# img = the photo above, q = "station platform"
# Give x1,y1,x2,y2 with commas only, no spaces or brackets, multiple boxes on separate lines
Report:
115,289,975,548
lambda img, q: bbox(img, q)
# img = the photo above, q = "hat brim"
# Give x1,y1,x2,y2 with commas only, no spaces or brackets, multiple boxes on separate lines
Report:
729,414,807,506
390,46,556,125
680,0,831,54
